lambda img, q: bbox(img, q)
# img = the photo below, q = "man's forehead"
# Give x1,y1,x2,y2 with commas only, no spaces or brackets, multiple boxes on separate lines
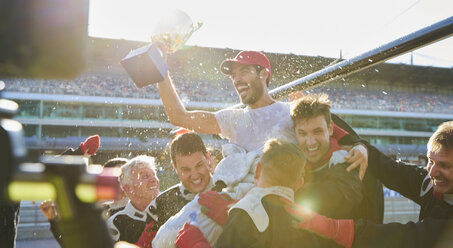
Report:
175,151,205,168
428,147,453,158
132,165,151,173
295,115,328,129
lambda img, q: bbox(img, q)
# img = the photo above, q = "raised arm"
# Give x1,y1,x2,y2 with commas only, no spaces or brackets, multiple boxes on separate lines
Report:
157,74,220,134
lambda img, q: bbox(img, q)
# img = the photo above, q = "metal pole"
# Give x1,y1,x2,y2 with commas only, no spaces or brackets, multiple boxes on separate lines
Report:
231,16,453,108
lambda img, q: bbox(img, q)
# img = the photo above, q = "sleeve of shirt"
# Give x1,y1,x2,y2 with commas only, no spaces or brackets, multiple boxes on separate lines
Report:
366,142,427,204
353,217,450,248
214,209,260,248
49,220,65,247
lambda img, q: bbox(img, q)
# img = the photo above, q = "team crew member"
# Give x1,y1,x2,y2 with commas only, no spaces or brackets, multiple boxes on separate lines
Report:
135,132,213,247
291,93,368,220
106,155,159,244
174,139,344,248
284,121,453,248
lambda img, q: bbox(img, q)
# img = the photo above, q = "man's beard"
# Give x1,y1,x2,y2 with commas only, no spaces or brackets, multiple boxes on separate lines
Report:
239,76,264,105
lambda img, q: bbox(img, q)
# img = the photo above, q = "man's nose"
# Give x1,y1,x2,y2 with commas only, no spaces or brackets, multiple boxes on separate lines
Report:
428,164,439,177
306,134,316,145
232,75,241,84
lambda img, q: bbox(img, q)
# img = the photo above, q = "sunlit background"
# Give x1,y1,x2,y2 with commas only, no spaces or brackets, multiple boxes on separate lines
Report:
89,0,453,67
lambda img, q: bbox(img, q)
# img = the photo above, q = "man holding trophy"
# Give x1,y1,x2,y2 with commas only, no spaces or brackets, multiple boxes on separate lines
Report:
121,8,370,247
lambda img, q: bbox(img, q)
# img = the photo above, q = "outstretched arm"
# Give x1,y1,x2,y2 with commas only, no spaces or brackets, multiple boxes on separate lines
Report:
157,75,220,134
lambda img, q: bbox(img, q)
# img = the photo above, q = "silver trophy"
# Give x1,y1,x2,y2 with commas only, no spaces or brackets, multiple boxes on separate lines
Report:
121,9,202,88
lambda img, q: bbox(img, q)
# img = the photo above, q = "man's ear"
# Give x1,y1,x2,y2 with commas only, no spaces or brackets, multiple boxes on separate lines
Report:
254,162,262,181
328,121,334,137
172,162,177,172
259,69,269,84
294,176,304,192
122,184,131,196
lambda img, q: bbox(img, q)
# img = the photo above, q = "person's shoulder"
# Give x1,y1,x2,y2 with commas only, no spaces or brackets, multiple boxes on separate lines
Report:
150,184,186,211
156,184,181,200
225,207,257,230
216,107,246,115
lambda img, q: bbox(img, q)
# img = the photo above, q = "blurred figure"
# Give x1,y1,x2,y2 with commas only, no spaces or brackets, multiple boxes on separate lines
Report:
103,157,130,168
0,203,19,248
39,134,103,247
106,155,159,244
417,154,428,168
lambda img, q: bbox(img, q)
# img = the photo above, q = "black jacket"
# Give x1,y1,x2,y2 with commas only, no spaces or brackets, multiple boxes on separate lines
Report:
215,193,337,248
296,159,366,220
106,201,151,243
146,183,196,232
352,143,453,248
332,114,384,224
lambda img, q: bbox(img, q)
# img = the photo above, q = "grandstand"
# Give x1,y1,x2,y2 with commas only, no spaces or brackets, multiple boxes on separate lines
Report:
2,37,453,167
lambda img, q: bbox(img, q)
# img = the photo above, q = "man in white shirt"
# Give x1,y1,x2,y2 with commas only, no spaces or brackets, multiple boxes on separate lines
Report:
156,49,367,170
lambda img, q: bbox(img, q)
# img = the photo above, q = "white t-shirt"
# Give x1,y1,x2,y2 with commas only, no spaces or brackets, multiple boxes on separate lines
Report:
215,101,297,153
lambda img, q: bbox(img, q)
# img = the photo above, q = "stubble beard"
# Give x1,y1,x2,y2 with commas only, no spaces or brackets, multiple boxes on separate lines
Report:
239,76,264,106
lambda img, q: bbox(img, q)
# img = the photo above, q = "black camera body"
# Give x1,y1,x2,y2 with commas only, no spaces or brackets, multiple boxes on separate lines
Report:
0,1,116,247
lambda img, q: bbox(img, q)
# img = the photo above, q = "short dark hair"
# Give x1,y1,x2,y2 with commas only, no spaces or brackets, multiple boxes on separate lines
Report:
290,93,331,125
259,139,306,188
207,147,223,161
103,157,129,168
428,121,453,153
170,132,207,167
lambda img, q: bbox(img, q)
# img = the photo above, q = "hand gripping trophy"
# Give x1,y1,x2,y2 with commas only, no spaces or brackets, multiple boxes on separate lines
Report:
121,9,202,88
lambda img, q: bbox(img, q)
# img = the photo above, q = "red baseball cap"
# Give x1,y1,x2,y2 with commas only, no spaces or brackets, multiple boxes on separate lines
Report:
220,50,271,77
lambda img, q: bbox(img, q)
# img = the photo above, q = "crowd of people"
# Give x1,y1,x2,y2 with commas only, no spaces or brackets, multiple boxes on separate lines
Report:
4,70,453,114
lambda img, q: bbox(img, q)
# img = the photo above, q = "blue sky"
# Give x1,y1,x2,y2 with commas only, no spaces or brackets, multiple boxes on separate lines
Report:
89,0,453,67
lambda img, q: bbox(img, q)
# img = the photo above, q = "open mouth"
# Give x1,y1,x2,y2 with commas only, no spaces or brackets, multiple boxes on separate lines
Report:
305,146,319,155
432,178,447,185
307,146,319,152
191,178,202,185
236,84,249,96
